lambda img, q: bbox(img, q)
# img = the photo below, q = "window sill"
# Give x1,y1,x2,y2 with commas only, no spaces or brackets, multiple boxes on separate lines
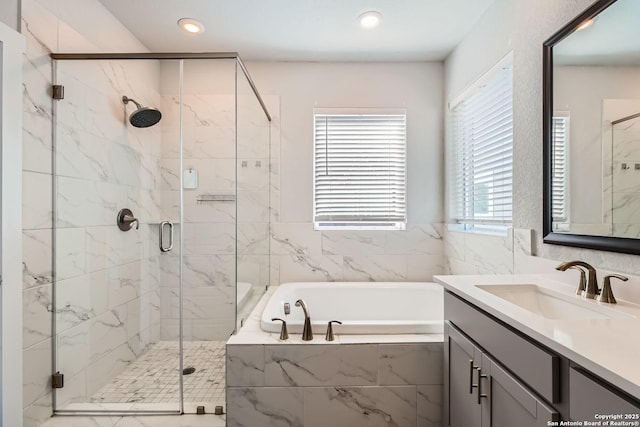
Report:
447,223,510,237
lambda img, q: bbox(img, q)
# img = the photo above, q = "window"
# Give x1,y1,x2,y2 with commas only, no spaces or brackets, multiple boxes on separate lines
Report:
451,55,513,229
552,115,570,228
313,108,407,230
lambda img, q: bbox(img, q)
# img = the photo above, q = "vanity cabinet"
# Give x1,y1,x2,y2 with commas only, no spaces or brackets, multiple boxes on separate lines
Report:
447,324,559,427
445,290,640,427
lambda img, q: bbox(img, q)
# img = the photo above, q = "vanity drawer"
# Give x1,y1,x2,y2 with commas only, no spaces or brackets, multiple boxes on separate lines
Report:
570,367,640,421
445,291,560,403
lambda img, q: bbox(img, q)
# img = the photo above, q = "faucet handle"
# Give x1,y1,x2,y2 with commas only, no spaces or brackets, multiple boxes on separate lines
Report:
325,320,342,342
598,274,628,304
568,266,587,296
271,318,289,340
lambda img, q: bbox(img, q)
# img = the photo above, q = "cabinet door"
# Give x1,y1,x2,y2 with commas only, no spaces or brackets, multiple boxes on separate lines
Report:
447,325,482,427
485,357,559,427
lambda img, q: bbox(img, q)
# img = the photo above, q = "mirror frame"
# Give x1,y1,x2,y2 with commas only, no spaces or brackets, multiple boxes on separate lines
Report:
542,0,640,255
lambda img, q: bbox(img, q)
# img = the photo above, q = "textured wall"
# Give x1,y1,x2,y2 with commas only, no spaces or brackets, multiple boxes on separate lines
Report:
0,0,20,30
444,0,640,276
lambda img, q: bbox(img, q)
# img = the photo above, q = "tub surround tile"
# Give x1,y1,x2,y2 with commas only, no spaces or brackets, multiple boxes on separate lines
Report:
226,387,304,427
226,345,265,387
379,344,444,386
321,231,386,256
386,223,444,255
343,255,407,282
270,222,322,256
417,385,443,427
264,345,378,387
278,254,344,283
304,386,417,427
406,255,445,281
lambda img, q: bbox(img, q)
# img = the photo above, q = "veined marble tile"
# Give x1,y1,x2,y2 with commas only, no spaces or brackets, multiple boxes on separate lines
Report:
23,338,52,407
182,254,236,288
271,222,322,256
21,0,58,54
264,344,378,386
182,222,235,255
23,229,53,289
612,192,640,224
417,385,443,427
321,231,386,256
89,306,129,366
343,255,407,281
464,230,514,274
304,386,416,427
237,223,270,255
86,226,142,273
237,190,270,223
226,345,265,387
191,124,235,159
22,391,53,427
56,127,109,182
443,228,465,263
86,341,137,396
278,253,343,283
55,227,86,281
55,270,108,333
513,228,534,257
238,254,270,289
23,171,53,230
23,284,52,349
181,287,235,321
379,343,443,385
180,193,236,223
56,320,91,379
39,415,121,427
238,158,270,192
57,177,128,228
386,223,444,255
107,262,142,310
406,255,445,281
226,387,303,427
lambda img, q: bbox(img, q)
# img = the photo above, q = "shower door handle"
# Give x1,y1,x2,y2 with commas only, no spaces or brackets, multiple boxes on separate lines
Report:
159,221,174,252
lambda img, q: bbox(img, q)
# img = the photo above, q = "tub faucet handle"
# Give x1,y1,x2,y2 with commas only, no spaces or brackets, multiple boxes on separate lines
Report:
283,302,290,315
271,318,289,340
325,320,342,342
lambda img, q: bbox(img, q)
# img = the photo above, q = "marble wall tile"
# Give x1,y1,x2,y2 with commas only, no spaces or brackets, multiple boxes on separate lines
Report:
238,158,270,192
343,255,407,282
464,230,514,274
237,190,270,223
278,253,343,283
55,270,108,333
304,386,416,427
226,345,265,387
406,255,445,281
238,254,270,289
22,58,53,175
86,341,137,396
612,192,640,224
264,344,378,387
513,228,533,257
271,222,322,256
56,128,109,182
89,306,129,366
55,369,87,409
23,284,52,349
23,392,53,427
226,387,304,427
417,385,443,427
23,171,53,230
182,222,235,255
23,229,53,289
107,262,142,309
379,343,443,385
23,338,52,407
56,321,91,379
182,254,236,287
322,231,386,256
86,226,142,273
386,223,444,255
237,222,270,255
55,227,86,281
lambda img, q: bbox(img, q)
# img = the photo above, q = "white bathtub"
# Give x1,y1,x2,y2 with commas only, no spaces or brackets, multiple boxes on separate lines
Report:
260,282,443,335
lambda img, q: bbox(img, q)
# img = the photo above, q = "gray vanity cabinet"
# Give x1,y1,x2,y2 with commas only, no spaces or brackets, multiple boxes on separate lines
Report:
446,324,559,427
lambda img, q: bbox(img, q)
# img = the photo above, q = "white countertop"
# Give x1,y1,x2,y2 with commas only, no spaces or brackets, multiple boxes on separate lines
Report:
434,274,640,400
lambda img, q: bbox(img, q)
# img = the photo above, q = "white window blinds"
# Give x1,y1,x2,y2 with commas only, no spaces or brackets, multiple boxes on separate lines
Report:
452,58,513,227
313,109,407,230
552,116,569,225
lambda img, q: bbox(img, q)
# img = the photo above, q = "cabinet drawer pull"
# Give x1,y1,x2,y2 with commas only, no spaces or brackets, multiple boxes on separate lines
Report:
469,360,479,393
476,367,488,404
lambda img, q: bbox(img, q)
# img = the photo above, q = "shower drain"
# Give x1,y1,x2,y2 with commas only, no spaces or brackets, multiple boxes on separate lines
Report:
183,366,196,375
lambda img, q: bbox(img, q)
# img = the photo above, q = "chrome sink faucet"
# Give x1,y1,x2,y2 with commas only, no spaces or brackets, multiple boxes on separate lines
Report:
556,261,599,299
295,299,313,341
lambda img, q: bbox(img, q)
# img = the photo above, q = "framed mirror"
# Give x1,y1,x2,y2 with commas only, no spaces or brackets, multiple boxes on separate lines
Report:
543,0,640,254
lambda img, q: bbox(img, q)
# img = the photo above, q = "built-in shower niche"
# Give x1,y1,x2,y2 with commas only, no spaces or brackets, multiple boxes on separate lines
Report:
51,56,271,414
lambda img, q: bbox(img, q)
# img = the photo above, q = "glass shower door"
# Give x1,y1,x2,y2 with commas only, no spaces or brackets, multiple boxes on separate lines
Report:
52,58,181,413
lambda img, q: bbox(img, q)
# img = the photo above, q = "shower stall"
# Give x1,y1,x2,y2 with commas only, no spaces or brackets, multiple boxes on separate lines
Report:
50,53,271,414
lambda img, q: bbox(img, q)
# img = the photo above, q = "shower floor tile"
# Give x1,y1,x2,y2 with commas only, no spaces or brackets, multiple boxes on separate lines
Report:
90,341,226,408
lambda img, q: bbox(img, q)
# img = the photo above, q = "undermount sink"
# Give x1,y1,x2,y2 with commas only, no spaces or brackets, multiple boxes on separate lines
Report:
476,284,633,320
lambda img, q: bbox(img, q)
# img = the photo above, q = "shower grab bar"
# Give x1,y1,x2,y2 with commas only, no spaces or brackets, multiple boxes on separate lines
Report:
159,221,174,252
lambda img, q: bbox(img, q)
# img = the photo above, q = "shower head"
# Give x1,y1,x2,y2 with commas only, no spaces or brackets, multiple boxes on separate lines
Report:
122,96,162,128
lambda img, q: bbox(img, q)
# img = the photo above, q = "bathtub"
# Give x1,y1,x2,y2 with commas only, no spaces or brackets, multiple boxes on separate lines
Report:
260,282,443,334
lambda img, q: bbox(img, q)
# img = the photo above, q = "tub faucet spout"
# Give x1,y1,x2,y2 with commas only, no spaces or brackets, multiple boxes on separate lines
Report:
295,299,313,341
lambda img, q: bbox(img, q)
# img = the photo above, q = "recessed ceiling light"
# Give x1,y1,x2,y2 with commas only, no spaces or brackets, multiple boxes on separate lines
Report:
359,11,382,29
178,18,205,34
576,17,596,31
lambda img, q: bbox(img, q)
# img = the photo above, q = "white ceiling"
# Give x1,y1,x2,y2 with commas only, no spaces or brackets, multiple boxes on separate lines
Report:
96,0,494,61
